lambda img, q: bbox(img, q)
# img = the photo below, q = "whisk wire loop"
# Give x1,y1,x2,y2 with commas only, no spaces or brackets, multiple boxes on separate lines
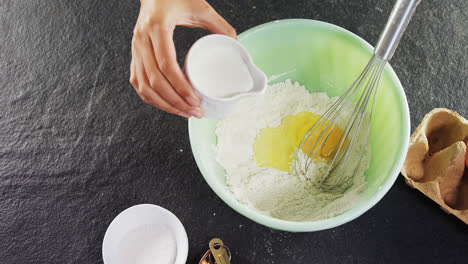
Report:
295,56,378,174
322,58,387,189
294,55,389,191
293,0,421,191
304,56,379,169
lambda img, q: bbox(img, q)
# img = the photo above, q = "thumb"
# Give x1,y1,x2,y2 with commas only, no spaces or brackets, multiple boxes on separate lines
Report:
199,8,237,39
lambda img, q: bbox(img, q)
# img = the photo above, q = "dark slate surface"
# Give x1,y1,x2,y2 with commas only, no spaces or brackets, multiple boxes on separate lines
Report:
1,0,467,263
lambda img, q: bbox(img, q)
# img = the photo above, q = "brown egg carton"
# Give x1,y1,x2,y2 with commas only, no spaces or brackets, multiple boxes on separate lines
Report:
401,108,468,224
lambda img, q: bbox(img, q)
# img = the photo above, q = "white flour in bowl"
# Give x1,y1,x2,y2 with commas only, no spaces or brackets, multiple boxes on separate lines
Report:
216,80,371,221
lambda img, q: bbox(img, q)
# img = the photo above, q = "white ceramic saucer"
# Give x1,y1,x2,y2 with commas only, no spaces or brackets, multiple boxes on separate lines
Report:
102,204,188,264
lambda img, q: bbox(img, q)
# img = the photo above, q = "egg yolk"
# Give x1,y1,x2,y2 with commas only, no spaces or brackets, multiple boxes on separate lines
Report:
253,111,346,172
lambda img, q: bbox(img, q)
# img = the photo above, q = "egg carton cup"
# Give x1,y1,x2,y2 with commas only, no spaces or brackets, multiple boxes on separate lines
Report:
401,108,468,224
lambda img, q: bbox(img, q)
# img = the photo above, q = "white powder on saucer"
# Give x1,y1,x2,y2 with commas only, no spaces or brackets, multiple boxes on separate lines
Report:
117,224,176,264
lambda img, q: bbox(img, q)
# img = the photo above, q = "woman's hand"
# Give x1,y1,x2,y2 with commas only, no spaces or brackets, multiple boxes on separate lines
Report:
130,0,236,118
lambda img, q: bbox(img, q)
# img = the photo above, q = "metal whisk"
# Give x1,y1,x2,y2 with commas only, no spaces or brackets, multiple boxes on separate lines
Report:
293,0,421,191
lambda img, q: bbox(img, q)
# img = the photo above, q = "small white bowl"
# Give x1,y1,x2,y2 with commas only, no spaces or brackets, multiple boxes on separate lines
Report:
102,204,188,264
185,34,267,119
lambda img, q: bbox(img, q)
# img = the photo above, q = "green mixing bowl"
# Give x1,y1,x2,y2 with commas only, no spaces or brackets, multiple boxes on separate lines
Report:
188,19,410,232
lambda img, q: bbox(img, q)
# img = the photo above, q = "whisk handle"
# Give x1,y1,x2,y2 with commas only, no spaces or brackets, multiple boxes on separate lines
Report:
375,0,421,61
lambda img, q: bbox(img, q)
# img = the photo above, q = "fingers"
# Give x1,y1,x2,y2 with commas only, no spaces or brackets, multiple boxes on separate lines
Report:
133,54,185,116
199,7,237,38
138,34,198,115
150,25,202,109
131,33,203,118
130,0,235,119
129,58,138,88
